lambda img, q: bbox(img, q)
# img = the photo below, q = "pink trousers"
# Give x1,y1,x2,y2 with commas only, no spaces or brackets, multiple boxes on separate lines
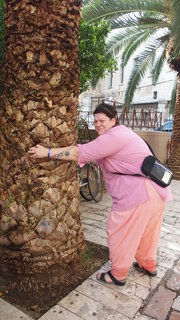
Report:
106,181,166,280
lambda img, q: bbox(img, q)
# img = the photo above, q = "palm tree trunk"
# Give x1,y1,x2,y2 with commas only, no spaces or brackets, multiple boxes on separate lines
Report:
168,74,180,179
0,0,85,275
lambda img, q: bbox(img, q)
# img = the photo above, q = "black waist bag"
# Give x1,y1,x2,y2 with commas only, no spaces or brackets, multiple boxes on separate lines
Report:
113,139,173,188
141,155,173,188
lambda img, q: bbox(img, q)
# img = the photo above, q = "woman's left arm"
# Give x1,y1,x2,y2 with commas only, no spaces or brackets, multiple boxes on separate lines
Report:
28,144,79,161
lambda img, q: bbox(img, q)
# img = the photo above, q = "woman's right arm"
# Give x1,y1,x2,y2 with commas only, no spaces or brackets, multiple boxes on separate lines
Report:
28,144,79,162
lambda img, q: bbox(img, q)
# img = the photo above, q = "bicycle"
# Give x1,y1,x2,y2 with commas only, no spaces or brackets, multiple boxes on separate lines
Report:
78,163,104,202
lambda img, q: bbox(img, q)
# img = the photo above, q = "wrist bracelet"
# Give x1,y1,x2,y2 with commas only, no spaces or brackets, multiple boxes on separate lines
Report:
48,148,51,158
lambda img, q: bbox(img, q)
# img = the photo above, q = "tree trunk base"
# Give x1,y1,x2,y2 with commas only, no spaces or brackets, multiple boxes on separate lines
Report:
0,241,109,319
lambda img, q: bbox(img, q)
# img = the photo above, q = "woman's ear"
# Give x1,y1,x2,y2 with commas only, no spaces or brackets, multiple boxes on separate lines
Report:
112,118,116,126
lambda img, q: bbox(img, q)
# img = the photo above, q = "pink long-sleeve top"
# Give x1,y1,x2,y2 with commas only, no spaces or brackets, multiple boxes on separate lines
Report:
78,125,172,211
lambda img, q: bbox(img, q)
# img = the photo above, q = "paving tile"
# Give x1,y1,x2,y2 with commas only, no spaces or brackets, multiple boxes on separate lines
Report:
149,277,163,290
81,212,105,221
58,290,129,320
166,259,180,292
131,273,161,290
82,225,96,233
156,254,175,269
173,296,180,312
128,272,162,293
163,234,180,242
163,217,178,225
89,227,107,238
134,312,155,320
81,218,106,230
155,265,168,278
166,272,180,292
90,271,150,300
80,200,110,211
175,223,180,230
134,283,150,300
143,285,176,320
0,299,33,320
157,247,180,260
75,278,142,318
174,260,180,273
127,267,145,282
38,304,82,320
158,238,180,252
83,224,107,239
165,201,180,212
84,204,109,212
169,311,180,320
84,233,108,246
160,231,166,238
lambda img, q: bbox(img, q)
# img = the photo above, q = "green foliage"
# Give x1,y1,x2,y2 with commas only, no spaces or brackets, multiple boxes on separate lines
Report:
82,0,179,112
79,19,117,92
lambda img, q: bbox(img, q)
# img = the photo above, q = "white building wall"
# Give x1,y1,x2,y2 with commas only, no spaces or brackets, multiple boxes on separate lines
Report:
79,51,177,122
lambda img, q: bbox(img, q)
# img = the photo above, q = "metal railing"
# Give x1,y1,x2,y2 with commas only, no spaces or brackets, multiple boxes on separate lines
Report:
78,104,162,131
118,107,162,130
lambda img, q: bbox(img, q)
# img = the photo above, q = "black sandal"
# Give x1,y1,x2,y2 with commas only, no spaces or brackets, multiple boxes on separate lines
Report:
133,262,157,276
97,270,126,286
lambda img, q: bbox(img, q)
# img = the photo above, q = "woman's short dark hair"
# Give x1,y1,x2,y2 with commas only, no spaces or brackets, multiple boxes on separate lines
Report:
93,103,119,125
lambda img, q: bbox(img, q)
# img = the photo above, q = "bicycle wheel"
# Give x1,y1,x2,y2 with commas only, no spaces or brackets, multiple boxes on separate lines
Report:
88,163,104,202
79,164,93,201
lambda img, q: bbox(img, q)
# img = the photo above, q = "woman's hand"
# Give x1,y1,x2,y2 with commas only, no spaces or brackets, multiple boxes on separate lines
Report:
28,144,48,158
28,145,79,161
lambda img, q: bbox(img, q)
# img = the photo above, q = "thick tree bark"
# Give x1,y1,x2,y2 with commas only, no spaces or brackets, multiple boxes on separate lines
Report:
0,0,85,274
168,74,180,179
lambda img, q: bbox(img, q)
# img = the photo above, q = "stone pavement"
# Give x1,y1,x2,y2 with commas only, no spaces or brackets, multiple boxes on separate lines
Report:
0,180,180,320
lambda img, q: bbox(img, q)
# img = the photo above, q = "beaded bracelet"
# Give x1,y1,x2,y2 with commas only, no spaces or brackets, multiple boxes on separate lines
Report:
48,148,51,158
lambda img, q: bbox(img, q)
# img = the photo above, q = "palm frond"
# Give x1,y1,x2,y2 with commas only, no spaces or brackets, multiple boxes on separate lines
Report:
169,78,177,115
110,13,168,30
171,0,180,57
109,12,141,29
106,27,146,54
152,46,166,85
106,25,163,56
82,0,93,5
121,31,155,66
124,40,163,108
82,0,169,23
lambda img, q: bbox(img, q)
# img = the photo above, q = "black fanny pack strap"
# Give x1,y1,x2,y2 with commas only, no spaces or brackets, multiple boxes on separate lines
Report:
113,172,142,177
142,139,155,156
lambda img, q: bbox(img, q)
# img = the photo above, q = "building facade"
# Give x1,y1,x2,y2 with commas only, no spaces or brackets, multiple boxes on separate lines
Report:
79,52,177,127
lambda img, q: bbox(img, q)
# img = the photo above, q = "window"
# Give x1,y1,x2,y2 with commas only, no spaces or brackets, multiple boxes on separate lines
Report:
153,91,157,99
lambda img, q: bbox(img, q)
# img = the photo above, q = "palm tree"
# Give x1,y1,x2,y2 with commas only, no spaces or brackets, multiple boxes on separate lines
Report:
82,0,180,179
0,0,5,81
0,0,85,275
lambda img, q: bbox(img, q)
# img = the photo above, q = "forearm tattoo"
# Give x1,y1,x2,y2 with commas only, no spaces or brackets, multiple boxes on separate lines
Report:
52,150,70,159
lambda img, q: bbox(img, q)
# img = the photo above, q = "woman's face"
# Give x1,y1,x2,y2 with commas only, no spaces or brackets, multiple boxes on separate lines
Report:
94,113,116,135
